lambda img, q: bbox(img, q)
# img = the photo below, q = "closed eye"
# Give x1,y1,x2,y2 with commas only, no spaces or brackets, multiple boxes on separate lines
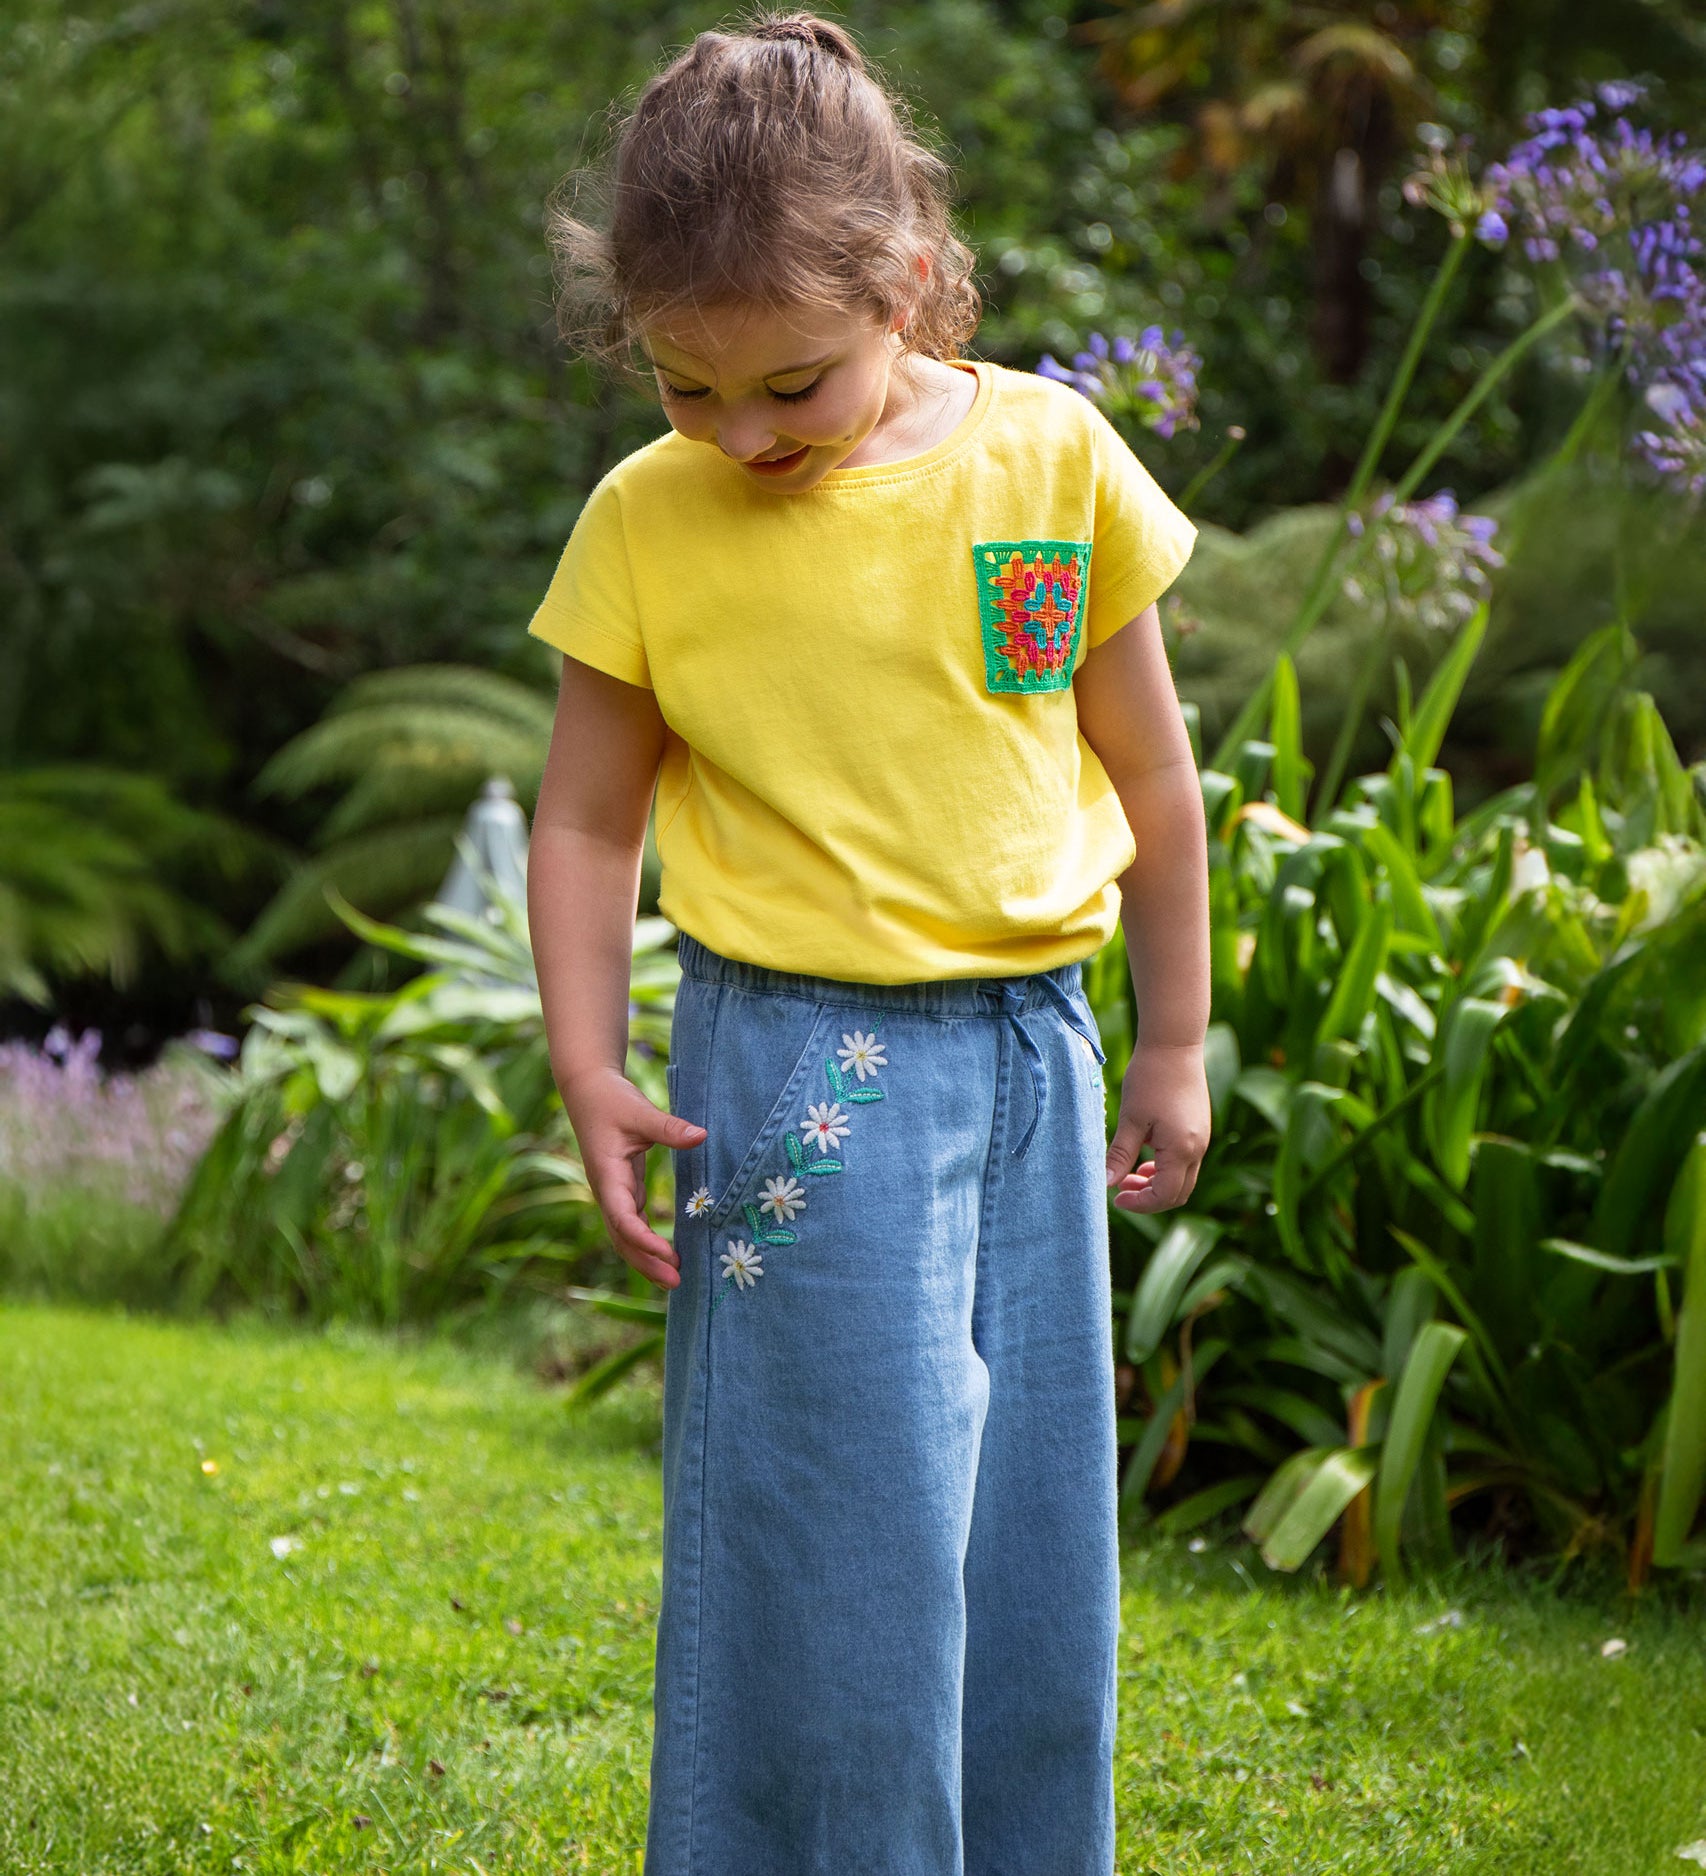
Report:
768,379,822,404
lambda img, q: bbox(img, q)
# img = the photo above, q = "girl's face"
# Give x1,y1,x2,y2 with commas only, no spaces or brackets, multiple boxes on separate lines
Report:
638,300,906,494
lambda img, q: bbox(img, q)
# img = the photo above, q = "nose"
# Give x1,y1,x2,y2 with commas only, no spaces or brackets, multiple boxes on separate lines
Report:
716,418,780,463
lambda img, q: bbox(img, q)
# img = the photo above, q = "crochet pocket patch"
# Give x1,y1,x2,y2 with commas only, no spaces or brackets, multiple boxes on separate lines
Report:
972,539,1092,694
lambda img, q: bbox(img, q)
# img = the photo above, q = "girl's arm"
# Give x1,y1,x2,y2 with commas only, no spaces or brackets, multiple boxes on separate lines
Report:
1074,602,1212,1214
528,658,706,1289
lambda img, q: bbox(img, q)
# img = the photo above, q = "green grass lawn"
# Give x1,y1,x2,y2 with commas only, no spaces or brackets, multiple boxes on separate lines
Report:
3,1301,1703,1875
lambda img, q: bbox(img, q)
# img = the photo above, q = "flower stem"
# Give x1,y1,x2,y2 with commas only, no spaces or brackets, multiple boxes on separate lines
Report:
1314,625,1391,813
1551,343,1626,474
1391,293,1581,503
1209,230,1473,771
1178,430,1247,513
1304,293,1584,810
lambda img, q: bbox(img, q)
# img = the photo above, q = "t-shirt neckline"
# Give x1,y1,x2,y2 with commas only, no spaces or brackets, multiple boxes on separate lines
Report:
808,359,993,493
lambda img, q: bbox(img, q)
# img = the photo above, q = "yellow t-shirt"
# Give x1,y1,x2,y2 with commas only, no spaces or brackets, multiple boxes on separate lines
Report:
528,360,1196,983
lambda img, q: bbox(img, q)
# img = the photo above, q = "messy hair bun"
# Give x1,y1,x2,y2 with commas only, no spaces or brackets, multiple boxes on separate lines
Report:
548,10,981,369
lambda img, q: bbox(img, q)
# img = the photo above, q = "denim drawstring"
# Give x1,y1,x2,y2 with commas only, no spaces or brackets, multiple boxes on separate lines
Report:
995,976,1106,1159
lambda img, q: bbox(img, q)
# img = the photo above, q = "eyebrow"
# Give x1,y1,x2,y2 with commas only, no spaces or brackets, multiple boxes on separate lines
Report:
644,351,834,387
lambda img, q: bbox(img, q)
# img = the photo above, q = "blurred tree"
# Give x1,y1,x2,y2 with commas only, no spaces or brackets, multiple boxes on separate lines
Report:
1085,1,1444,387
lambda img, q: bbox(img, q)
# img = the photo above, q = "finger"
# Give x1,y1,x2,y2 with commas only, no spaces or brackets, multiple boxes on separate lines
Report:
622,1246,683,1290
628,1103,706,1150
1105,1116,1149,1185
591,1162,680,1268
1109,1166,1156,1211
1119,1148,1198,1213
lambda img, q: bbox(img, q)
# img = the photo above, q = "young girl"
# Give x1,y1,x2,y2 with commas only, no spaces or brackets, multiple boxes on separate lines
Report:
526,14,1211,1872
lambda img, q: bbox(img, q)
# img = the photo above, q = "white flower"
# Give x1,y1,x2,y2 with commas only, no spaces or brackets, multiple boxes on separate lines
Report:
758,1176,806,1223
800,1101,851,1155
836,1030,887,1081
720,1240,763,1289
683,1186,712,1218
269,1535,302,1559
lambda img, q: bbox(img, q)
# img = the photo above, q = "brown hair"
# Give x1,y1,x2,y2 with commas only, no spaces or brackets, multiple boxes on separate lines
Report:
548,10,981,370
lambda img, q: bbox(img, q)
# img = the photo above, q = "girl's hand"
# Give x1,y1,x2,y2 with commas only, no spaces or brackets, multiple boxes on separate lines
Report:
1105,1041,1211,1214
564,1066,707,1290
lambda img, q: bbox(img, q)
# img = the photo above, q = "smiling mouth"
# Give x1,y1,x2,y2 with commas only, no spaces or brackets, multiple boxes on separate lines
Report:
743,444,811,475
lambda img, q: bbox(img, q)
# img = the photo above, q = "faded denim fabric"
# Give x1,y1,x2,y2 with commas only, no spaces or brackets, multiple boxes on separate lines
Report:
647,935,1120,1876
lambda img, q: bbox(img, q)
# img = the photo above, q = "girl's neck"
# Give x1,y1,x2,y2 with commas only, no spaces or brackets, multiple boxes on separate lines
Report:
840,353,978,471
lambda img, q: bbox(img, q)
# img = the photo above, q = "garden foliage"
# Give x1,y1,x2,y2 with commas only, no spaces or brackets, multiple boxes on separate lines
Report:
1088,617,1706,1583
165,882,678,1327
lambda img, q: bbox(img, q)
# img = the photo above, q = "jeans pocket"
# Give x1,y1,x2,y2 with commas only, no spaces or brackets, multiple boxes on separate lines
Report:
702,994,839,1229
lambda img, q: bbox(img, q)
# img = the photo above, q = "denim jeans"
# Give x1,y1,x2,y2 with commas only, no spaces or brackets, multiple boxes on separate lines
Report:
647,935,1120,1876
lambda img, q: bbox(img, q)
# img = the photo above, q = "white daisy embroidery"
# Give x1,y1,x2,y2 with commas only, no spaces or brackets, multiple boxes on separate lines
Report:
720,1240,763,1289
836,1030,887,1082
683,1186,712,1218
758,1176,806,1223
801,1101,851,1156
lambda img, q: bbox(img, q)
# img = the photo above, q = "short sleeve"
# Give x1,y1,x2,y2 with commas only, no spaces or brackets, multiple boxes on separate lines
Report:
526,476,651,689
1083,407,1197,648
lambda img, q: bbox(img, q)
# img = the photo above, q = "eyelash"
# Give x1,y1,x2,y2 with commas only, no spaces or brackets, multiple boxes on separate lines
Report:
658,380,823,405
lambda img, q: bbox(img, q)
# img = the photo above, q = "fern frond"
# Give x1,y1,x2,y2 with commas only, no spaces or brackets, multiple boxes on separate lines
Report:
232,816,466,968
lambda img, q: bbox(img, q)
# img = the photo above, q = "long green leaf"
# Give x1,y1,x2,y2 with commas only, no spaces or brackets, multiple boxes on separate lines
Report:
1253,1446,1380,1572
563,1284,670,1325
1398,604,1488,776
1125,1215,1224,1362
1593,1044,1706,1259
564,1331,666,1409
1359,820,1442,948
1390,1226,1512,1403
1269,654,1307,822
1374,1322,1468,1589
1319,898,1394,1044
1538,1238,1677,1276
1427,998,1508,1188
1381,1266,1436,1381
1534,621,1638,802
1217,1384,1346,1450
1119,1338,1228,1515
1655,1137,1706,1567
1153,1475,1266,1536
1243,1445,1331,1547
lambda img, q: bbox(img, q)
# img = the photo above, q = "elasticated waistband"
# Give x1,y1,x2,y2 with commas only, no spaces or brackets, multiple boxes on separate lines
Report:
674,932,1088,1019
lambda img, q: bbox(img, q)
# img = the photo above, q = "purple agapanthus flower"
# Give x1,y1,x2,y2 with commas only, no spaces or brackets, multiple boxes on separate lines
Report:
1344,491,1504,634
1036,326,1201,438
1636,378,1706,497
1472,84,1706,496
